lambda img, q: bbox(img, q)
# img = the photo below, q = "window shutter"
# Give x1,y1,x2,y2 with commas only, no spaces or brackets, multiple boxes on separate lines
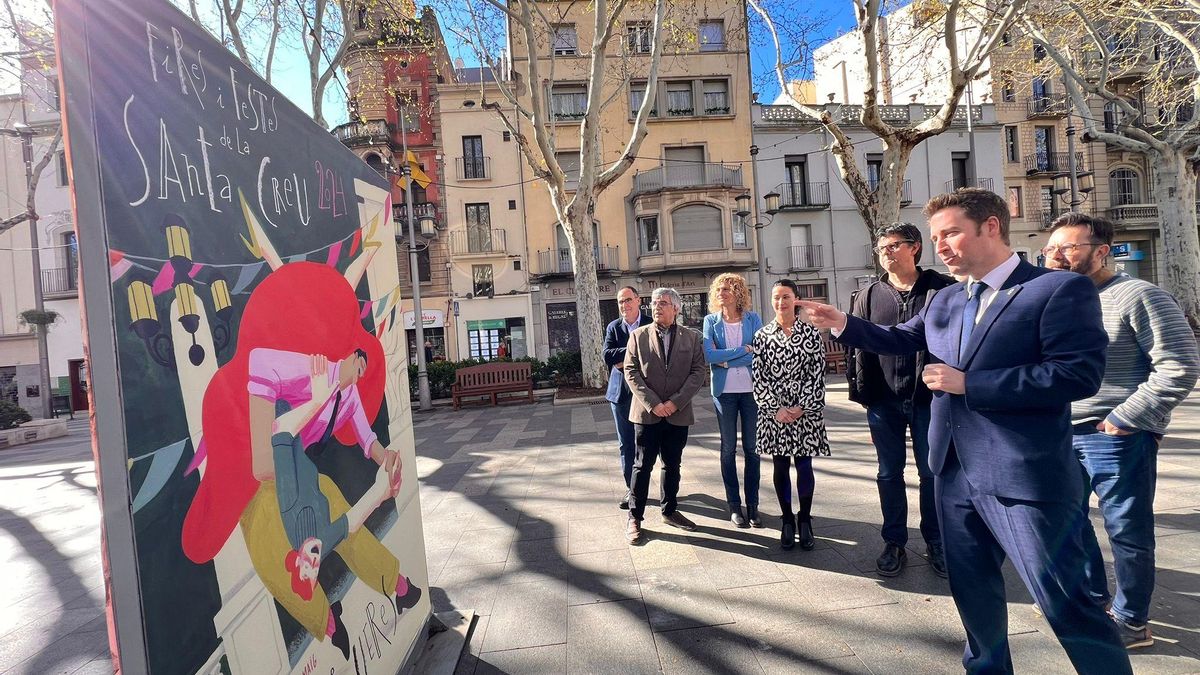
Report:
672,205,723,251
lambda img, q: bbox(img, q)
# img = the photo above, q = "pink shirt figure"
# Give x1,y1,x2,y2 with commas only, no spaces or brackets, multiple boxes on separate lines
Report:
247,348,379,456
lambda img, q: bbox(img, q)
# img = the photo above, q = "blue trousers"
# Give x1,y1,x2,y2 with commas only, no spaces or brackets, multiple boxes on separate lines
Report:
1075,426,1160,625
611,398,636,491
867,397,938,547
937,451,1131,675
713,392,760,509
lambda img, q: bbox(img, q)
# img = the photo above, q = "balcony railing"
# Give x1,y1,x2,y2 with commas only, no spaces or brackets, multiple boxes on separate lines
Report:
944,178,994,193
393,202,438,224
456,156,491,180
788,245,823,271
776,182,831,210
759,103,984,127
632,162,743,196
1025,152,1085,175
332,119,393,145
1107,201,1200,222
41,267,77,295
449,229,507,256
1038,209,1067,230
1027,94,1070,118
535,246,621,276
868,178,912,204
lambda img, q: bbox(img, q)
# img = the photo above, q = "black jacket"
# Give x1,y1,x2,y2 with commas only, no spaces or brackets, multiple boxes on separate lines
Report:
846,268,954,407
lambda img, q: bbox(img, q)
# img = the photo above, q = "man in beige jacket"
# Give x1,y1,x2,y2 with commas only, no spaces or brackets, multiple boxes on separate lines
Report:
623,288,708,544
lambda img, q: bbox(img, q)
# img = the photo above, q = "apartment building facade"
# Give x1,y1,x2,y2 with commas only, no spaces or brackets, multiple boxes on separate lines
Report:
815,4,1169,283
507,0,757,356
752,102,1005,311
335,2,458,363
1,63,86,417
437,68,536,360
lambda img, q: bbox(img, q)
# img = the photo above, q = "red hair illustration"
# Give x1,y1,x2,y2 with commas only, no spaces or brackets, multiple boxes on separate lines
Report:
181,262,385,564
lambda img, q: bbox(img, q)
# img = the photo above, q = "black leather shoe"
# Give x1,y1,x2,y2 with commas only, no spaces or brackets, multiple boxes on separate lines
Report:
395,578,423,613
619,494,630,510
746,506,763,528
730,507,748,528
875,543,906,577
927,542,948,578
781,515,796,550
798,519,815,551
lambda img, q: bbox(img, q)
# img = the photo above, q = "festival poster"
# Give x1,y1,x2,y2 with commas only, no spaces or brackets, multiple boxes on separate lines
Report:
55,0,430,672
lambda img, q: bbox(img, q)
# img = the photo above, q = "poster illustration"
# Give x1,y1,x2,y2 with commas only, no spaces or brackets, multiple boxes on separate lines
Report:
55,1,430,673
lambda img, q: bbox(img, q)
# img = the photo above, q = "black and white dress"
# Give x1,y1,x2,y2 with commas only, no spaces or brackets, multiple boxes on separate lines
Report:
752,320,831,457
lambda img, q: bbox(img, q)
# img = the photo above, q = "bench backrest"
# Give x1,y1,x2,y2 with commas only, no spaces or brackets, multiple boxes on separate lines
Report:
455,362,532,387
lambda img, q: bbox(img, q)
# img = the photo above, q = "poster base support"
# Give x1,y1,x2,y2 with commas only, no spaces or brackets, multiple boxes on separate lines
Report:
410,610,476,675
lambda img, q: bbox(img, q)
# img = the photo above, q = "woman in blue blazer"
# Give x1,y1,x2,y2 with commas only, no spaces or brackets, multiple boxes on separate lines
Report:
702,273,764,528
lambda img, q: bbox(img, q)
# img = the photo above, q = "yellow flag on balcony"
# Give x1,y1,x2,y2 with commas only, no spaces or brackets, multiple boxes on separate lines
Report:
402,150,432,190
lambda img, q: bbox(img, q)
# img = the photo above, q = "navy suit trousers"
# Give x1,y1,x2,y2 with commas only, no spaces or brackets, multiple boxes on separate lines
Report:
937,449,1131,675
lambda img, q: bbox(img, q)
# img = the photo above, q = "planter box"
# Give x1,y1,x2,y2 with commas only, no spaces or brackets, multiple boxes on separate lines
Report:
0,418,69,450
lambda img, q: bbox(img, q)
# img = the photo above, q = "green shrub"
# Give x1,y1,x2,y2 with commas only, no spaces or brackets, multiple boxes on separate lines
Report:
0,400,32,430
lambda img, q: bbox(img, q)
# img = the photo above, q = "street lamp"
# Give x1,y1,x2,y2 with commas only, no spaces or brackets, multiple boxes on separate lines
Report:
393,111,433,411
1,122,51,418
1055,111,1095,215
736,177,781,313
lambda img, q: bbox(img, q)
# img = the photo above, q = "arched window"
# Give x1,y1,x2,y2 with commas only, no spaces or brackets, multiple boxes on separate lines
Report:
671,204,723,251
363,152,385,176
1109,168,1141,206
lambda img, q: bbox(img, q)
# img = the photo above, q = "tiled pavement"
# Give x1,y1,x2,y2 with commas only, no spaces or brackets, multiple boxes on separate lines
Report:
417,383,1200,674
4,382,1200,674
0,418,109,675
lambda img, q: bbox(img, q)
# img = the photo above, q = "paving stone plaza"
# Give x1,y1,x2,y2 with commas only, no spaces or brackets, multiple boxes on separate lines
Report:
3,385,1200,673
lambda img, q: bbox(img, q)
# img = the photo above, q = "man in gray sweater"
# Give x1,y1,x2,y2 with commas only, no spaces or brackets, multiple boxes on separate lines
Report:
1045,214,1199,650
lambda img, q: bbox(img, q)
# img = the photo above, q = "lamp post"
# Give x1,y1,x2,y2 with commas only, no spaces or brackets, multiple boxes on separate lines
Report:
2,123,51,419
1053,112,1094,217
736,184,781,313
396,115,433,412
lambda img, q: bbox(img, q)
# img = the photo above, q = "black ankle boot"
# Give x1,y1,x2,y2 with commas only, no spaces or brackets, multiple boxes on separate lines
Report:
781,514,796,550
798,519,815,550
746,505,762,528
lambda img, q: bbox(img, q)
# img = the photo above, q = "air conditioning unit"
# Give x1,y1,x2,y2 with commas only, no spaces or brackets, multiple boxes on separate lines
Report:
553,48,576,56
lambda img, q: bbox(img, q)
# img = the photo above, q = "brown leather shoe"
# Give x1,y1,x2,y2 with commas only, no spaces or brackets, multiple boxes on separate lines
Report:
626,517,645,545
662,511,697,532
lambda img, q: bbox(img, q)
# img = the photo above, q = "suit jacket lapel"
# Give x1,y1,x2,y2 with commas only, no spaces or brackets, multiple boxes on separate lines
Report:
959,263,1033,367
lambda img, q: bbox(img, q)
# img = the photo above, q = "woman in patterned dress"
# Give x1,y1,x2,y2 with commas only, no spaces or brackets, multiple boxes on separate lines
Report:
753,279,831,550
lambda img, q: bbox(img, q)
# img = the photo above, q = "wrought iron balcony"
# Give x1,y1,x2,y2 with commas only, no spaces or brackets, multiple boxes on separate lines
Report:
1027,94,1070,118
393,202,438,224
535,246,621,276
456,156,491,180
41,267,77,295
788,245,823,271
1025,152,1086,175
776,182,830,210
632,162,743,196
868,178,912,205
944,178,994,193
449,229,508,256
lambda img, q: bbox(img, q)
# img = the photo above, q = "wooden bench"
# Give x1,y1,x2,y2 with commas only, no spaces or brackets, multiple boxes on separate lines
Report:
823,340,848,375
451,362,534,410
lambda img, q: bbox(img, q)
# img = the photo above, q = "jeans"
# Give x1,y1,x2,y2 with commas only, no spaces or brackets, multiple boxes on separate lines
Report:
629,420,688,520
611,398,636,491
1075,425,1160,625
867,397,938,548
713,392,760,509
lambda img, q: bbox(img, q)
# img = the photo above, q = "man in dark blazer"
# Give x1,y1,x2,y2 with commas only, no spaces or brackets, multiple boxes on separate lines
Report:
604,286,650,509
799,189,1131,675
623,288,707,545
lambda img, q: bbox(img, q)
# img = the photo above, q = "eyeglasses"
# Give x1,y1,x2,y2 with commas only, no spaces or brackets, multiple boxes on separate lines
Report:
652,300,675,308
1041,243,1101,256
874,241,915,255
617,297,638,305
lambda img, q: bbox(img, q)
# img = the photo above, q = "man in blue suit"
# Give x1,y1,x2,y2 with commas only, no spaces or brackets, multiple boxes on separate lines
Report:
604,286,650,509
799,189,1130,675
